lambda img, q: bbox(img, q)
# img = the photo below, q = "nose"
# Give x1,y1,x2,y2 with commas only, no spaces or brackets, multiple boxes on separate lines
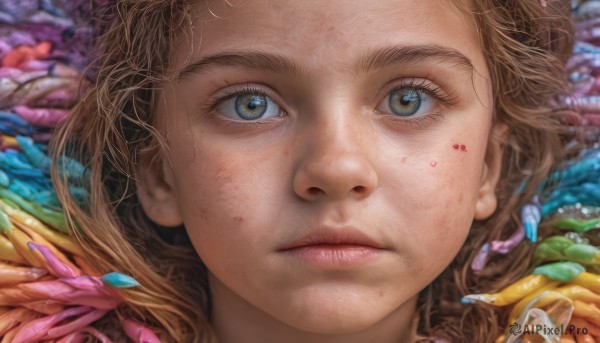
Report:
292,117,378,202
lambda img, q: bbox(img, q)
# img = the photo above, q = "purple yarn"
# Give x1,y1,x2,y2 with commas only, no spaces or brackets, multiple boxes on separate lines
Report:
0,0,39,16
471,225,526,273
0,31,36,47
0,40,12,58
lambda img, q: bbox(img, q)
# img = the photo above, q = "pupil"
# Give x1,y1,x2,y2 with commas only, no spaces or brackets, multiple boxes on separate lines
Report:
247,98,261,110
400,94,413,106
398,90,418,107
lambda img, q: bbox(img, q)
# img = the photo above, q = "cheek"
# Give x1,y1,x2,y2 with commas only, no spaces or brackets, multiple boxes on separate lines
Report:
385,143,483,212
380,141,485,266
167,139,286,271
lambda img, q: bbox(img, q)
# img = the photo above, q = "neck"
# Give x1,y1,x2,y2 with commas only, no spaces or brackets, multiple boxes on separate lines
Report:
209,275,420,343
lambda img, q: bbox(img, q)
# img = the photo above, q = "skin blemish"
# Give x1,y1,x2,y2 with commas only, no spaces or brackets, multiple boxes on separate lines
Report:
430,161,437,167
452,144,467,152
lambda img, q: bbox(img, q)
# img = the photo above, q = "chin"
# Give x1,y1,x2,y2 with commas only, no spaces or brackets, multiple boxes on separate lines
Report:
277,298,396,335
288,315,381,335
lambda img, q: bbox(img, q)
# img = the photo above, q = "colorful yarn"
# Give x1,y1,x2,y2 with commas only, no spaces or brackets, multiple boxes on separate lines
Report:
0,2,160,342
466,2,600,341
0,1,597,342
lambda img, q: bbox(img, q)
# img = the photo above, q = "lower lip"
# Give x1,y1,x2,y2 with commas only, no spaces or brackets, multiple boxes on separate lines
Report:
279,244,382,267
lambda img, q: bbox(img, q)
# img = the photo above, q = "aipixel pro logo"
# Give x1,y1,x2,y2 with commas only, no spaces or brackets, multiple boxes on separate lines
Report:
508,322,589,337
509,322,522,335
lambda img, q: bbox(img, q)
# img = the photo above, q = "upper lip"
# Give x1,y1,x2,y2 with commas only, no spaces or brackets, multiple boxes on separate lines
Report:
278,226,384,250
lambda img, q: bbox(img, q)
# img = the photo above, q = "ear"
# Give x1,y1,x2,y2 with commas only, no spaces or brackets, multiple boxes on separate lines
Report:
474,123,509,220
135,146,183,227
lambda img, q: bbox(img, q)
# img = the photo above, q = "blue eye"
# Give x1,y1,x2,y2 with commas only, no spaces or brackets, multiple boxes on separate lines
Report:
379,87,435,117
217,93,282,121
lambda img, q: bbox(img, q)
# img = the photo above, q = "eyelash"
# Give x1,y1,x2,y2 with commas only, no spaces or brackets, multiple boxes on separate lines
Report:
394,78,458,104
378,78,457,129
204,79,457,128
205,85,276,113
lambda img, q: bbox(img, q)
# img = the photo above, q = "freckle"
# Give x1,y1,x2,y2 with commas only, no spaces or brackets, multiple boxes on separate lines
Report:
460,145,467,151
198,209,208,223
430,161,437,167
401,157,407,163
452,144,459,150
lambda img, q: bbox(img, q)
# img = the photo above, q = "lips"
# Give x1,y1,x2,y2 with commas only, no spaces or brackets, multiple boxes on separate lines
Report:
279,227,384,250
278,227,386,267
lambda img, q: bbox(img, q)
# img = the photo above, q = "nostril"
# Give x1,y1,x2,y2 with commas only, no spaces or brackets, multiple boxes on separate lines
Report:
353,185,366,193
308,187,321,195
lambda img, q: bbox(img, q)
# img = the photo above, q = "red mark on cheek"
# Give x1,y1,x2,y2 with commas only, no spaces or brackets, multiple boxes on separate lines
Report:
430,161,437,167
452,144,467,152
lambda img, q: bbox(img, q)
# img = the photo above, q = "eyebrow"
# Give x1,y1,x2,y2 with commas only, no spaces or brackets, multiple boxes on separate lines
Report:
175,44,473,81
176,51,304,80
357,44,473,74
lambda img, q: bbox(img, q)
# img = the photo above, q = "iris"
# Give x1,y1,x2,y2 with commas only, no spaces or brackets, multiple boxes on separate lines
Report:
235,94,268,120
389,88,421,116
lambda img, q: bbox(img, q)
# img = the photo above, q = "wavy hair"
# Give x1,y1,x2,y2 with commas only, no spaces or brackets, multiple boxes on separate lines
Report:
50,0,574,342
418,0,573,341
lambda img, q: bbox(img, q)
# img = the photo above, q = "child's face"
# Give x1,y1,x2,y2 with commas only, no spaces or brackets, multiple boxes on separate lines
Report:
138,0,503,336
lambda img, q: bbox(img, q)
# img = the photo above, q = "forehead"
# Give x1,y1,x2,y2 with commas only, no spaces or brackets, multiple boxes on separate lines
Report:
176,0,486,76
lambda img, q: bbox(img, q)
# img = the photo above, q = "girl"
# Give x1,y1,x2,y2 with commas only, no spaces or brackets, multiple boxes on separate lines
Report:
1,0,598,342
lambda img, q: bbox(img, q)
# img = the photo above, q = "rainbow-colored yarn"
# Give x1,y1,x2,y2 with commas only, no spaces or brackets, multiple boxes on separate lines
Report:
0,1,598,343
464,2,600,342
0,1,160,342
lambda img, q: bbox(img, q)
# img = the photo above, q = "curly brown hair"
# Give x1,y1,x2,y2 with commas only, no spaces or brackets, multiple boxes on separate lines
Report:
418,0,574,341
50,0,574,342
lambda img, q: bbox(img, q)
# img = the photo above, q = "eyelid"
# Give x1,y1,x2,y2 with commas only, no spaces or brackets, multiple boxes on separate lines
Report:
205,83,287,114
381,77,458,106
373,78,453,129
